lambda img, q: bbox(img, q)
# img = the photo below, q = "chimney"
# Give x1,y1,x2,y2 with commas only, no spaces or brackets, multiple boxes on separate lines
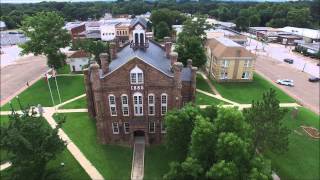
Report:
191,66,198,102
173,62,183,89
165,42,172,58
170,52,178,66
110,42,117,60
187,59,193,68
100,53,109,74
164,36,171,43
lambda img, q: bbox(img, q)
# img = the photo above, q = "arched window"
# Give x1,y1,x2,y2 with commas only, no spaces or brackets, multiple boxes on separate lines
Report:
108,95,117,116
148,93,155,116
134,33,139,44
140,33,144,45
130,66,143,84
121,94,129,116
161,93,168,115
133,92,143,116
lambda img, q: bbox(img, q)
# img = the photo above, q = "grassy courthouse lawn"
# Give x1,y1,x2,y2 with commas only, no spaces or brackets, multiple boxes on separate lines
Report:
211,73,296,103
1,76,85,110
0,115,90,180
266,108,320,180
60,96,87,109
53,113,132,179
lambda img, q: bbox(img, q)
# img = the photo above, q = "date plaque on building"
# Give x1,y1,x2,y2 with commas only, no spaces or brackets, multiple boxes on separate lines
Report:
131,85,144,91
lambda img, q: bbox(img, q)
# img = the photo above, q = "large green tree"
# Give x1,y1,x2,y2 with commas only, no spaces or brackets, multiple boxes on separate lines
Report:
20,11,71,69
164,106,272,179
243,89,290,154
72,39,109,65
155,21,170,40
0,107,66,180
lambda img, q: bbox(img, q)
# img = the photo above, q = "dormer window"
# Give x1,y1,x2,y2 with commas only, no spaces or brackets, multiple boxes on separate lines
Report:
130,66,143,84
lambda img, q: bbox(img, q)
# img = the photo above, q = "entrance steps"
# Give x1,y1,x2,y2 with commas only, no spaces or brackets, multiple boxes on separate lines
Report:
131,137,145,180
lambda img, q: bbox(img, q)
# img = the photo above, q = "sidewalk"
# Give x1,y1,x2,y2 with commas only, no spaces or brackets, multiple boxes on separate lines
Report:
131,137,145,180
43,107,104,180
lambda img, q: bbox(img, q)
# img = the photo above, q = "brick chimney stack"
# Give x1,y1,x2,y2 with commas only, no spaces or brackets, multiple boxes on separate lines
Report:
170,52,178,66
187,59,193,68
100,53,109,74
110,42,117,60
165,42,172,58
191,66,198,102
173,62,183,87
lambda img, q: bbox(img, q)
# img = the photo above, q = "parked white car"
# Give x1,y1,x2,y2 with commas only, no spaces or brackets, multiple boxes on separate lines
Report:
276,79,294,86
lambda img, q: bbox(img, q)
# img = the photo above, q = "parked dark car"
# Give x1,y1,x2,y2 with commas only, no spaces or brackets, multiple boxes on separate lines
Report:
308,77,320,82
284,58,294,64
317,63,320,66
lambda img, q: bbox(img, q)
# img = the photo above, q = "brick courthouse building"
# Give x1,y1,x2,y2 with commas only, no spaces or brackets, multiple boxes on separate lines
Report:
84,18,197,145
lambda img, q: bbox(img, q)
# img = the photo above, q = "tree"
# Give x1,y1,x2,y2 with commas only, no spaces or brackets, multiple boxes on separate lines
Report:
179,16,212,43
235,16,249,32
190,116,216,169
72,39,109,65
243,89,290,154
155,21,170,40
287,8,312,28
175,36,206,67
0,107,66,180
164,157,204,180
164,104,200,160
20,11,71,69
206,160,238,180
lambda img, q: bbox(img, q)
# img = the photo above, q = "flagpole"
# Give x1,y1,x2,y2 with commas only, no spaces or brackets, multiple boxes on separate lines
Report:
46,73,56,107
53,69,62,104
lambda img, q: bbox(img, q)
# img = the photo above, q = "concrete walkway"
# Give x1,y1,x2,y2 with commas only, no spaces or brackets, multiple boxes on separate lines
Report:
199,102,301,110
55,94,86,109
131,137,145,180
43,107,104,180
197,71,221,96
0,162,11,171
196,89,239,105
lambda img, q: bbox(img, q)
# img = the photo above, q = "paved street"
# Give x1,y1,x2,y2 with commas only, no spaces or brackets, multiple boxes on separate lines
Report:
255,55,320,114
245,35,319,78
0,55,48,105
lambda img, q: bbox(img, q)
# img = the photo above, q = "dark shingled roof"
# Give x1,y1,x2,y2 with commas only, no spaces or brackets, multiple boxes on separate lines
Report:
130,17,147,28
106,41,192,81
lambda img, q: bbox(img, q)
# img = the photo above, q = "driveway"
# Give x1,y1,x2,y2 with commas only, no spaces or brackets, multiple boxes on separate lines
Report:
255,55,320,114
0,55,48,105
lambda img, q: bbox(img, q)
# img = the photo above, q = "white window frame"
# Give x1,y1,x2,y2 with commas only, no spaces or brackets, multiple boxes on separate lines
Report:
161,93,168,116
244,60,251,67
108,95,117,116
112,122,119,134
133,92,143,116
220,70,228,80
130,66,144,84
148,94,155,116
161,121,166,134
221,60,229,67
121,94,129,116
241,71,250,79
124,122,130,134
149,121,155,133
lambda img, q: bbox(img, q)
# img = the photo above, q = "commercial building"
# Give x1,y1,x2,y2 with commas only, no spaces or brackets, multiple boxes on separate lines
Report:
84,18,197,145
205,37,255,82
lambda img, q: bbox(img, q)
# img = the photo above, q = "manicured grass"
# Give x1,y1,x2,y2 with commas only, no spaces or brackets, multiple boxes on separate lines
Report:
266,108,319,180
57,64,71,74
195,92,226,105
1,76,85,110
0,116,11,163
53,112,132,179
60,96,87,109
196,74,214,93
211,73,296,104
144,145,182,180
0,115,90,180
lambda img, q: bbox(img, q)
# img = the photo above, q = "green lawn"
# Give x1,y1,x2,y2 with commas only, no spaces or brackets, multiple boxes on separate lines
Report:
195,92,226,105
211,73,295,104
60,96,87,109
1,76,85,110
144,145,182,180
266,108,319,180
196,74,214,93
0,116,11,163
56,64,71,74
0,115,90,180
53,112,132,179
